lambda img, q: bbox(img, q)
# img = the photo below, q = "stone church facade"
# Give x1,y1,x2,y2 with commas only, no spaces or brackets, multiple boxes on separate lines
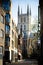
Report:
17,5,31,59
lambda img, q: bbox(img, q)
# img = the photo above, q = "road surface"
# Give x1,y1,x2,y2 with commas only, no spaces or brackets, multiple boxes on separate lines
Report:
5,60,38,65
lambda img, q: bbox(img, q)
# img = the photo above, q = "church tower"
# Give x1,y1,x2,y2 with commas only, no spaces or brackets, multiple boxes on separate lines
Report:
17,5,31,59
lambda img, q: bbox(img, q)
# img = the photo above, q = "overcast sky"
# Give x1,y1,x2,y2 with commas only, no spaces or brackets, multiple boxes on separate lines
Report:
11,0,39,25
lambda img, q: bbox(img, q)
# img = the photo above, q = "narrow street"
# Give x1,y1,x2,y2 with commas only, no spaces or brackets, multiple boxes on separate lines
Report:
6,60,38,65
0,0,42,65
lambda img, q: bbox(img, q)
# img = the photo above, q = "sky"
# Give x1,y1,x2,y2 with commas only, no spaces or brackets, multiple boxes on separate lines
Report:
11,0,39,26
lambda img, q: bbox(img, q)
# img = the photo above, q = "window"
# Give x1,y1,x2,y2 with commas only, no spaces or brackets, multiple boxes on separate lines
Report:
21,25,22,29
21,17,22,23
0,29,4,38
5,25,10,34
24,32,27,39
24,17,26,22
39,27,40,31
6,37,10,42
5,37,10,46
20,25,22,33
2,1,10,11
0,14,4,23
38,23,40,28
0,30,2,37
38,38,40,44
2,30,4,37
38,24,40,31
24,25,26,30
5,13,10,22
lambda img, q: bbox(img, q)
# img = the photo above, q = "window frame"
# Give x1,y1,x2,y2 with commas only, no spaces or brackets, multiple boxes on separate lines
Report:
0,29,4,38
0,14,4,24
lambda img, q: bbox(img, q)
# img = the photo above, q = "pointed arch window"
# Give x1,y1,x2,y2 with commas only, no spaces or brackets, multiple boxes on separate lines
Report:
21,25,22,29
24,25,26,30
24,17,26,22
21,17,22,23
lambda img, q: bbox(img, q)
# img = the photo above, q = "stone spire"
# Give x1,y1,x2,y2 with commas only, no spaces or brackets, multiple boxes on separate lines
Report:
18,5,20,16
21,8,22,14
30,7,31,16
27,5,29,16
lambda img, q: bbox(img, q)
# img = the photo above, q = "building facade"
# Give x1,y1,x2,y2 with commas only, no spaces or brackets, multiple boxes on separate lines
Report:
14,23,18,62
17,5,31,59
0,0,18,62
9,19,18,62
1,0,12,62
37,6,41,46
39,0,43,63
0,7,5,65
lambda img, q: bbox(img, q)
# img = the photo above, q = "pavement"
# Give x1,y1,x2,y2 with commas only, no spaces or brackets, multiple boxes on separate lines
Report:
5,59,38,65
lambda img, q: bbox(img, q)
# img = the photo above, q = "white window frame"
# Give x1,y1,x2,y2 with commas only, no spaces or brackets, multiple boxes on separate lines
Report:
0,29,4,38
